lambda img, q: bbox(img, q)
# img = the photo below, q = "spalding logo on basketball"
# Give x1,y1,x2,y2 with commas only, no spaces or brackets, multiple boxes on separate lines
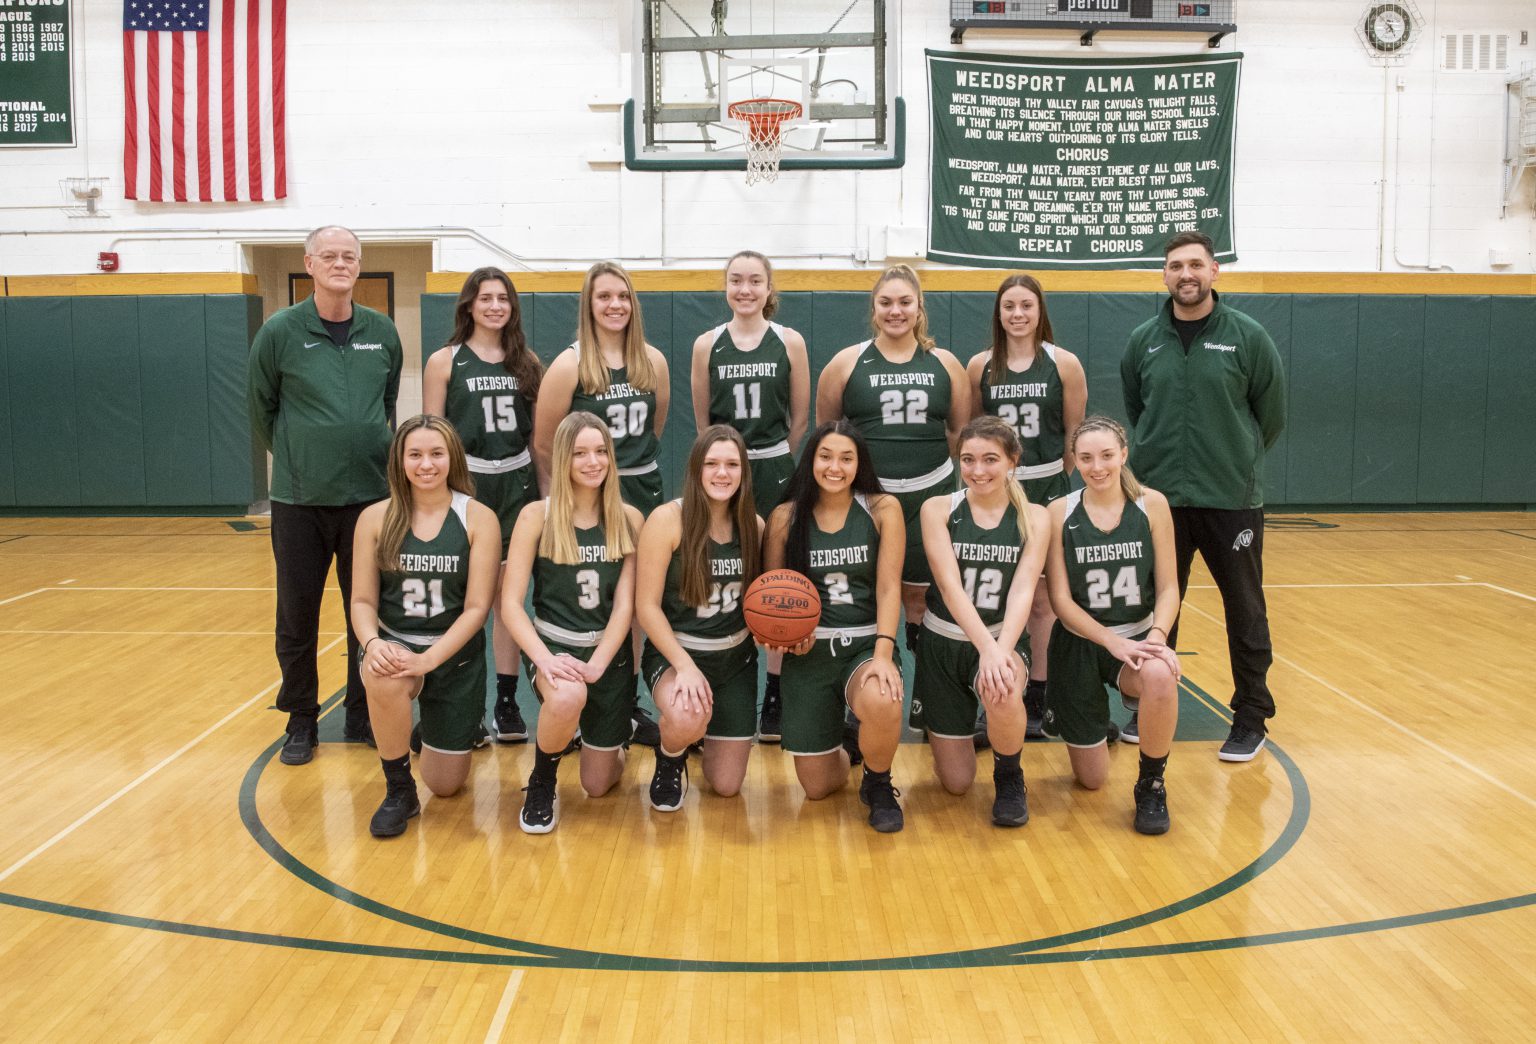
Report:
743,569,822,647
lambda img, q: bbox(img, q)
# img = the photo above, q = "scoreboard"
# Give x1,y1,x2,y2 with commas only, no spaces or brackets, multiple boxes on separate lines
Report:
949,1,1235,45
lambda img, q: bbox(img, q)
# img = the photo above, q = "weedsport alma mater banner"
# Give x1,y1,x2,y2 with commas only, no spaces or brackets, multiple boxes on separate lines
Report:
926,50,1240,269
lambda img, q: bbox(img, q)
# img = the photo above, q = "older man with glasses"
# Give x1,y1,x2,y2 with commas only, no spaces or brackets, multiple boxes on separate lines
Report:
249,225,403,765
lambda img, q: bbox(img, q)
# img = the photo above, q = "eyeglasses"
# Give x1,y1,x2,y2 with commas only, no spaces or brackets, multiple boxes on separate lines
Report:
312,252,360,265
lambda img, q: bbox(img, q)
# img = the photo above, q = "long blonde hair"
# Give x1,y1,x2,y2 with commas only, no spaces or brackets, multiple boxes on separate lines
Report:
957,415,1031,546
576,261,656,395
678,426,761,608
376,415,474,572
869,264,935,351
1070,415,1143,503
540,411,635,564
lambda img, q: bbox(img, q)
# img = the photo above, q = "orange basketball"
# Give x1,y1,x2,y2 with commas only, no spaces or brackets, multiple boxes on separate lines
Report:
743,569,822,647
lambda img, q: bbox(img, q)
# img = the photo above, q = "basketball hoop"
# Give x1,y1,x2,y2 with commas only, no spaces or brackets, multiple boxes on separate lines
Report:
728,98,803,185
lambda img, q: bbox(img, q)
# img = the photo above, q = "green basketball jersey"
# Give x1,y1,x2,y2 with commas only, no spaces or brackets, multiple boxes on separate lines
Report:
925,490,1026,631
569,355,659,472
533,512,627,635
841,341,953,481
662,513,747,641
378,492,473,641
804,493,880,631
443,345,533,461
979,343,1065,471
1059,488,1156,629
705,322,793,449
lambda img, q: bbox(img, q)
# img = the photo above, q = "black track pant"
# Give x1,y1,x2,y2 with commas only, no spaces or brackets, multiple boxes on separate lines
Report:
1165,507,1275,733
270,500,367,720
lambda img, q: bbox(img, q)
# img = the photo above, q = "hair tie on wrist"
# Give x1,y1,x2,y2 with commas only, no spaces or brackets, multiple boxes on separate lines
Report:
875,634,897,646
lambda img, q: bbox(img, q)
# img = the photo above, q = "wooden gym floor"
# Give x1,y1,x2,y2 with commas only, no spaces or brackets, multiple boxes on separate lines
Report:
1,511,1534,1041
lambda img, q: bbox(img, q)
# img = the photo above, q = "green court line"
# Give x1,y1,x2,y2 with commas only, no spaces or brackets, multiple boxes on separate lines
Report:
232,677,1312,970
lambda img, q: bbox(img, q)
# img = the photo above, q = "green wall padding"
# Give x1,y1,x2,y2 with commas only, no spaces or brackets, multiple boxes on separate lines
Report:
1418,297,1490,503
1225,293,1292,506
6,297,80,505
1352,296,1424,504
1484,296,1536,503
0,293,259,509
1285,295,1358,504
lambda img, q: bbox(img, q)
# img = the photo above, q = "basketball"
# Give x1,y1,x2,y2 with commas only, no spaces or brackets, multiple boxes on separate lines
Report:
743,569,822,646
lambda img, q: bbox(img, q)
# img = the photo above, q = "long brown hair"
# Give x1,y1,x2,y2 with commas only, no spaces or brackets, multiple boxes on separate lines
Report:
678,426,761,608
869,264,935,350
781,421,884,577
987,274,1055,384
1070,415,1143,503
541,411,635,564
957,415,1032,546
724,250,779,321
576,261,656,395
376,415,474,572
447,266,542,401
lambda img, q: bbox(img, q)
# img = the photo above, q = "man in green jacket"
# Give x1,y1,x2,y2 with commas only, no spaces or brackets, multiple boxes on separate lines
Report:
248,226,402,765
1120,230,1287,763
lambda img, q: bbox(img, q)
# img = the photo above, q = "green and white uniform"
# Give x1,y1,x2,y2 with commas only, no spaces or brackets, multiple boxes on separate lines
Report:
443,345,537,555
979,343,1069,504
841,341,955,584
569,352,664,514
641,508,758,739
781,494,899,755
705,322,797,512
1043,489,1157,748
523,511,636,749
910,491,1031,738
375,492,487,754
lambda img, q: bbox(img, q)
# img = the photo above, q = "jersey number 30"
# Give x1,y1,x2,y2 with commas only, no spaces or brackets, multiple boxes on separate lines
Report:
605,402,649,439
1085,566,1141,609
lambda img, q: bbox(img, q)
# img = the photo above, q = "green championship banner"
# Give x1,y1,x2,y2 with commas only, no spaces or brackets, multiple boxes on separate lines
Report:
926,50,1240,269
0,0,73,147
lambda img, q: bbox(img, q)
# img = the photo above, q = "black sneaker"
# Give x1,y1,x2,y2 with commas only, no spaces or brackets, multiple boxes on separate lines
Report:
493,697,529,743
1218,724,1267,763
1133,777,1170,835
648,752,689,812
519,774,559,834
859,769,904,833
841,717,863,767
630,706,661,749
279,716,318,765
991,769,1029,828
1120,711,1140,745
757,689,783,743
409,722,423,756
1024,687,1046,740
972,707,991,751
472,721,492,750
369,785,420,838
1105,720,1121,745
342,714,375,748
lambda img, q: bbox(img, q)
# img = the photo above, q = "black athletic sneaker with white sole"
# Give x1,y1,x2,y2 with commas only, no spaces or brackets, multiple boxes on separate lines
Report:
342,714,375,748
859,769,904,833
1133,777,1170,835
519,774,559,834
280,715,319,765
1120,711,1140,744
648,752,689,812
757,689,782,743
493,697,529,743
1218,724,1266,762
991,769,1029,828
369,786,420,838
1023,686,1046,740
630,706,661,749
972,708,991,751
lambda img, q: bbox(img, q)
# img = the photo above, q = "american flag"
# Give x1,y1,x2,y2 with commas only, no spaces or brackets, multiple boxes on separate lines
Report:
122,0,287,202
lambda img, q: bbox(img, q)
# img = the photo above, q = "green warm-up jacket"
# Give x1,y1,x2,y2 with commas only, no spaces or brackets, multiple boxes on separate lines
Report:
1120,292,1286,509
248,296,402,506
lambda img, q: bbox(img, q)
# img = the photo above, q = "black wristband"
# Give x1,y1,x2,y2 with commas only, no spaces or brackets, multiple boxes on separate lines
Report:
875,634,897,646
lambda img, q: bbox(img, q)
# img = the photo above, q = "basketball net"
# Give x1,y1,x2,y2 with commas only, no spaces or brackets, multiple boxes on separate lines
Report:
729,99,803,186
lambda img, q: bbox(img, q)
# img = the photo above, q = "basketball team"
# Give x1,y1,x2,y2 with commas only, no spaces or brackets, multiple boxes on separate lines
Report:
248,227,1287,843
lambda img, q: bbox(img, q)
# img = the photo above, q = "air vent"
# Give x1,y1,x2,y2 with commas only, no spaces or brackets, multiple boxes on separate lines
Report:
1441,32,1509,72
